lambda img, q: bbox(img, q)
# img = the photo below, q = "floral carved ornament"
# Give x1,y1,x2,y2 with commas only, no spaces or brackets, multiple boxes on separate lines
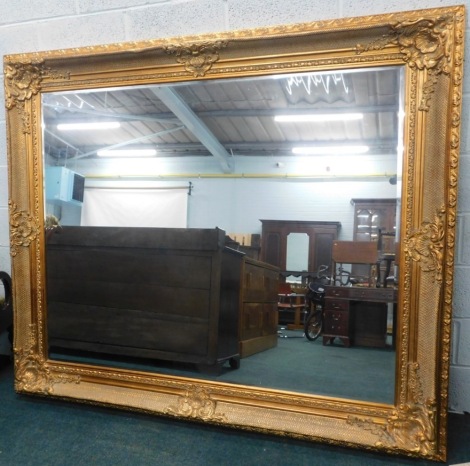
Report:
357,13,459,111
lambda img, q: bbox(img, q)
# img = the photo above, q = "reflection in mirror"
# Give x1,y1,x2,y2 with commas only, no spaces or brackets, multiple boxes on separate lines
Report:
43,66,402,404
286,232,309,281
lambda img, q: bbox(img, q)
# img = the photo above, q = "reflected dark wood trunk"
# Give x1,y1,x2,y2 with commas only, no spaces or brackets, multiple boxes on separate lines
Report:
46,227,244,371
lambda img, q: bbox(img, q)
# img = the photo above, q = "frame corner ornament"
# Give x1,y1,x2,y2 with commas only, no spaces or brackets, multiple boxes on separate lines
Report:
404,206,446,283
4,59,70,110
14,325,80,395
357,13,458,111
348,362,437,457
166,385,227,422
164,41,228,77
4,60,43,110
9,201,39,257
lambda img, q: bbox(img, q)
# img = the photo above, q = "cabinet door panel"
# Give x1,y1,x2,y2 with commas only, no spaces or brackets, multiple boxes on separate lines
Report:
312,232,336,273
265,232,281,267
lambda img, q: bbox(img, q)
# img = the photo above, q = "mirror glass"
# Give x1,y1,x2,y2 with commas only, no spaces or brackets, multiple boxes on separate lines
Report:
286,233,309,279
43,66,402,404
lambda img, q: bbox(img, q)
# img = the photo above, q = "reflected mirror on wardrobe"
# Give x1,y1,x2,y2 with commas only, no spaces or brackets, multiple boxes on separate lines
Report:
5,5,464,461
286,233,309,278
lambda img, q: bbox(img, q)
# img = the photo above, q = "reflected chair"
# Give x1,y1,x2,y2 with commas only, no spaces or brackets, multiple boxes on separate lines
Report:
332,241,378,287
376,229,397,288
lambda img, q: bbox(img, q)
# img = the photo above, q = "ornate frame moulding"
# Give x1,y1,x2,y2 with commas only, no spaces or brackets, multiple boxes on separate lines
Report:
9,201,39,257
404,206,446,283
348,363,437,457
4,5,465,462
4,62,44,110
165,41,229,77
356,13,460,111
4,62,69,132
166,385,228,422
15,325,80,395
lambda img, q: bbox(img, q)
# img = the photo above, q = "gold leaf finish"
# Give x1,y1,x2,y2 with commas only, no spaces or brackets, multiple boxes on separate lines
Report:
166,385,227,422
14,326,80,395
9,201,39,257
4,62,44,110
357,13,458,111
404,207,445,283
349,363,436,456
4,6,465,461
4,61,70,109
4,61,69,134
165,41,228,77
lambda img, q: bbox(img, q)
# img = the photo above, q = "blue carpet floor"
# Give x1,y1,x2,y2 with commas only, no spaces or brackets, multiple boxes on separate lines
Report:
1,358,470,465
51,329,396,404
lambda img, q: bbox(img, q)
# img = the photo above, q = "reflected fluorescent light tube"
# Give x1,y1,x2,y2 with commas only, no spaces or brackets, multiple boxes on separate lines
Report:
57,122,121,131
97,149,157,157
275,113,363,123
292,145,369,155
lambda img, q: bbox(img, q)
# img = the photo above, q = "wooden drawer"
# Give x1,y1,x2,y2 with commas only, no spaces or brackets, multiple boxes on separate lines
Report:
325,286,350,298
324,298,349,312
325,285,397,303
323,309,350,337
348,287,396,302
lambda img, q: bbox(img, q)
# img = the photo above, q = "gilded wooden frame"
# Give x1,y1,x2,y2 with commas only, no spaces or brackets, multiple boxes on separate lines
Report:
4,5,465,461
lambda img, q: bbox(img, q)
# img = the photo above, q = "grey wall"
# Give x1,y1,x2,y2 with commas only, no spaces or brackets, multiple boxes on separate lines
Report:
185,177,395,237
0,0,468,412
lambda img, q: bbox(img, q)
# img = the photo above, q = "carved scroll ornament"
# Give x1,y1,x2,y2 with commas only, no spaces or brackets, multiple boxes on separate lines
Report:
4,62,44,110
9,201,39,257
404,207,445,283
165,41,228,77
166,385,227,422
15,325,80,395
357,14,459,111
348,363,436,457
4,61,69,135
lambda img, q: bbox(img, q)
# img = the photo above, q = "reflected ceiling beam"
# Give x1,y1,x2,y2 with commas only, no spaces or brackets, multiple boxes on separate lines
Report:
150,86,234,173
65,139,397,158
44,103,400,126
45,128,85,157
105,139,397,157
219,140,398,155
199,105,399,118
63,126,186,160
43,103,180,125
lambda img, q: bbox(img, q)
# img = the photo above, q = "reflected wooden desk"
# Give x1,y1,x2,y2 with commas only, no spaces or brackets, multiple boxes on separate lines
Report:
323,286,398,348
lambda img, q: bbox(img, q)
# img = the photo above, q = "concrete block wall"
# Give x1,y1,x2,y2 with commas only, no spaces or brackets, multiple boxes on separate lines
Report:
0,0,468,412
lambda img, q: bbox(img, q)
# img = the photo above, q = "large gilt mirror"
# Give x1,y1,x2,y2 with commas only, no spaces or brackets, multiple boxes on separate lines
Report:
5,6,465,461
